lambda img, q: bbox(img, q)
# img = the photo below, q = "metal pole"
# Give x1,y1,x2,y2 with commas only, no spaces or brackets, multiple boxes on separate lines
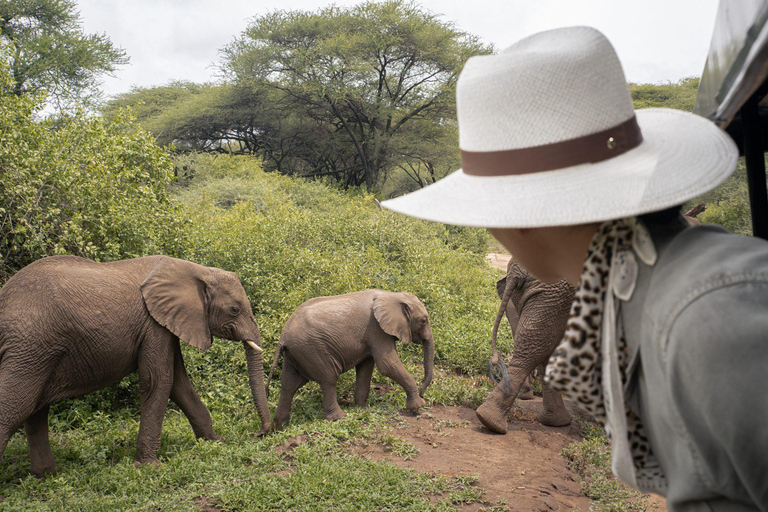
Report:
741,92,768,240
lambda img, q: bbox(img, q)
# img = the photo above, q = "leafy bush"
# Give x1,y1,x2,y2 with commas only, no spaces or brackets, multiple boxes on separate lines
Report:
173,153,507,380
0,88,185,282
562,421,648,512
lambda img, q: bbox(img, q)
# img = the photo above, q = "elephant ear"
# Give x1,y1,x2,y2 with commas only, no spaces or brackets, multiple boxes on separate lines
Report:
140,257,214,351
373,293,412,344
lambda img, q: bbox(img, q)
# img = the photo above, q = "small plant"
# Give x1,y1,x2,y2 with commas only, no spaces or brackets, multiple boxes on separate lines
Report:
562,421,648,512
379,434,420,461
449,474,485,505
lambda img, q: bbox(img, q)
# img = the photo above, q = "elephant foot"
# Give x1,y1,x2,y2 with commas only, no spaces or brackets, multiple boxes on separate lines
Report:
476,387,516,434
31,462,58,479
199,433,225,443
133,456,162,468
355,402,369,409
255,426,270,437
476,401,508,434
539,408,572,427
324,409,346,422
518,375,534,400
518,389,534,400
406,396,426,411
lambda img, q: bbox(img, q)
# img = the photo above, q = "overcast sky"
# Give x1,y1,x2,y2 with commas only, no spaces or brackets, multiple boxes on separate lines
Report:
77,0,721,100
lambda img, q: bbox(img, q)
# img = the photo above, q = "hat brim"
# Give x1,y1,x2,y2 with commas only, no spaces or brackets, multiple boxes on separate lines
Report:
381,109,739,228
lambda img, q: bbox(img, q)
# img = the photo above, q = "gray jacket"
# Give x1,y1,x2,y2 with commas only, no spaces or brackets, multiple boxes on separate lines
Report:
622,217,768,511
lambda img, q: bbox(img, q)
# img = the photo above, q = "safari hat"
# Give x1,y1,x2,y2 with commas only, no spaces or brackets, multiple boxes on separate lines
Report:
381,26,738,228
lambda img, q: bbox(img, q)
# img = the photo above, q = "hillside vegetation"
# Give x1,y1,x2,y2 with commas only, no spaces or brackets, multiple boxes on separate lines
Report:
0,2,753,508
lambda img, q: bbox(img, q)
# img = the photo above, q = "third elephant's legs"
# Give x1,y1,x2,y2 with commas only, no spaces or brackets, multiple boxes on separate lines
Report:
475,363,531,434
0,350,57,474
537,364,571,427
320,378,346,421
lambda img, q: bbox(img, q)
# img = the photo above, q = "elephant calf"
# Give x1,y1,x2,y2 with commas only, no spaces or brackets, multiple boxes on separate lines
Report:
0,255,271,477
476,258,575,434
267,290,435,430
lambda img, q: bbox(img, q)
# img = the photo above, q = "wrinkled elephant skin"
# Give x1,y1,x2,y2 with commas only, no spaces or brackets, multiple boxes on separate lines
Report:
476,259,575,434
269,290,435,430
0,255,271,477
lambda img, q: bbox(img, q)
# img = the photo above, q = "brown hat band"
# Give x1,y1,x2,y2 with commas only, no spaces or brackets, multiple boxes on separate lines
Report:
461,115,643,177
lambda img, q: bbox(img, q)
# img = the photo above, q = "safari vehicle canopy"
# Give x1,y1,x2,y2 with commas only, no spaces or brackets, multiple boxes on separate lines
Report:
695,0,768,239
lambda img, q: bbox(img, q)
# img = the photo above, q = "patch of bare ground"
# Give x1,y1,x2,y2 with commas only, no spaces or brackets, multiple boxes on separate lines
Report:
350,399,668,512
193,495,225,512
485,253,512,271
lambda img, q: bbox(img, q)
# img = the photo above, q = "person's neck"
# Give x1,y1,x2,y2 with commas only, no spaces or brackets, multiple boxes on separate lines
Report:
547,224,599,287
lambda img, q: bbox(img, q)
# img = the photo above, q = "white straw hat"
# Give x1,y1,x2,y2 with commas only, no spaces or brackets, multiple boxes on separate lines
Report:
382,26,738,228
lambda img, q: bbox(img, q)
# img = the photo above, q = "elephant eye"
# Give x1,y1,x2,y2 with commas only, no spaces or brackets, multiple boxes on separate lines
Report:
230,306,241,316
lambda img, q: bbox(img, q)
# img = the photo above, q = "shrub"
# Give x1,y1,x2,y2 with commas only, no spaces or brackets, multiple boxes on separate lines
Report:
174,153,509,379
0,93,185,282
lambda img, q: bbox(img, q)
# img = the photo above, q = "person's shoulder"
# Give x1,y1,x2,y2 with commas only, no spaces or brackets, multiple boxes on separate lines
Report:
649,223,768,296
641,223,768,337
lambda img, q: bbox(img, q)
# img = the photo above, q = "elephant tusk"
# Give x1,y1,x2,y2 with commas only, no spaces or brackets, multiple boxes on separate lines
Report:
246,340,263,352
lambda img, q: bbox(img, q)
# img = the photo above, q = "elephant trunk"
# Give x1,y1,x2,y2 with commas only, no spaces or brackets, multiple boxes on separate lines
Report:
243,339,271,436
419,336,435,398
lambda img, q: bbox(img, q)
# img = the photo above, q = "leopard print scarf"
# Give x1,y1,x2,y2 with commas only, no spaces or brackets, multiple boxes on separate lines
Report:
545,218,667,492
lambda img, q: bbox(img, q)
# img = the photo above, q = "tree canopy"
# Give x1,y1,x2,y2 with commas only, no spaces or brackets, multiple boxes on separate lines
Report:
0,0,128,110
107,1,490,190
221,0,490,189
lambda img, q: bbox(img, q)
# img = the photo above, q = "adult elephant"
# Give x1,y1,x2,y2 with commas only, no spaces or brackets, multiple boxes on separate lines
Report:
0,255,271,477
476,258,575,434
268,290,435,431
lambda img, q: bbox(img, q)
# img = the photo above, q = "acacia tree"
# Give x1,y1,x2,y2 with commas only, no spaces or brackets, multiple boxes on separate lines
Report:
220,0,491,189
0,0,127,110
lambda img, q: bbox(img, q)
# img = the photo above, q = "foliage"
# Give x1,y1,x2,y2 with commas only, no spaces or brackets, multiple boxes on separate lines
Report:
103,82,271,153
693,158,752,235
172,152,502,376
108,0,490,190
0,0,128,111
562,421,648,512
0,77,185,282
630,76,755,235
0,404,463,511
629,77,699,112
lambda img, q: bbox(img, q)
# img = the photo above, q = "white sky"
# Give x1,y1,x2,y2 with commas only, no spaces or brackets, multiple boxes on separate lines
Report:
77,0,721,100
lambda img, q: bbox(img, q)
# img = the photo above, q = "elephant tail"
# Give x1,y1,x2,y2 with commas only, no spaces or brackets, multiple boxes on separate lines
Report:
491,272,515,366
488,269,515,388
265,341,284,399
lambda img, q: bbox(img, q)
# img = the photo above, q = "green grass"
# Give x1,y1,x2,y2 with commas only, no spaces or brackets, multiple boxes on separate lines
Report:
0,373,490,512
561,421,650,512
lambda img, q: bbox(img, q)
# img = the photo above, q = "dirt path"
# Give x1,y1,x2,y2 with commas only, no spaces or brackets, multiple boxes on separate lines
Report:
472,253,668,511
353,400,667,511
485,253,512,271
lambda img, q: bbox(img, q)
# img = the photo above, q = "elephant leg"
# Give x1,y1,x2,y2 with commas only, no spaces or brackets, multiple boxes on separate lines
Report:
518,372,535,400
320,378,346,421
135,333,175,465
354,358,375,407
0,353,57,469
24,404,57,478
272,354,308,431
475,362,531,434
372,341,425,411
169,343,220,442
537,364,571,427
